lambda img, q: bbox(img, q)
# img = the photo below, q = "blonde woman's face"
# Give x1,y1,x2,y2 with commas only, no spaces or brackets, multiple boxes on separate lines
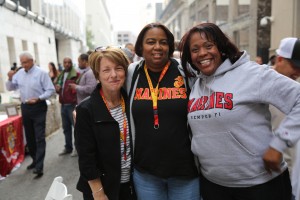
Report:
99,57,125,92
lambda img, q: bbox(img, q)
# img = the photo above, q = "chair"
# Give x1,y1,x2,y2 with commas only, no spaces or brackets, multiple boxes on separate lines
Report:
45,176,73,200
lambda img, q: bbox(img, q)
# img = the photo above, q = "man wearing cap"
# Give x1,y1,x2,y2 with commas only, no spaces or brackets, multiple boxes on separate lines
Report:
272,37,300,80
269,37,300,200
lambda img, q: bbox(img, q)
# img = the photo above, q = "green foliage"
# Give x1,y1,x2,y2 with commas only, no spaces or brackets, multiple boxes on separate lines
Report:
86,28,95,50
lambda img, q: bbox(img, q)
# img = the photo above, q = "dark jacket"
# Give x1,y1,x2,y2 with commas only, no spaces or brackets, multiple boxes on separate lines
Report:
56,67,80,104
75,84,134,200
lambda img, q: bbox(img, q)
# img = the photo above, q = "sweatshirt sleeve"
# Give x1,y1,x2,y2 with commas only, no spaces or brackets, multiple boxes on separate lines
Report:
259,67,300,152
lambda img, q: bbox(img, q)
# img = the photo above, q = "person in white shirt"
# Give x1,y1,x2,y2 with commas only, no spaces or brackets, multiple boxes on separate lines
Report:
6,52,55,178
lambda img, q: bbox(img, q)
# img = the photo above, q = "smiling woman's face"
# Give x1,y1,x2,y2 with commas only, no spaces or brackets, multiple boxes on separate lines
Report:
98,57,126,93
142,27,170,72
189,32,222,76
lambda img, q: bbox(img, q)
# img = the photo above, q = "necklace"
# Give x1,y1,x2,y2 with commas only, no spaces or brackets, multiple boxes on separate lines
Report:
100,88,127,160
144,61,170,129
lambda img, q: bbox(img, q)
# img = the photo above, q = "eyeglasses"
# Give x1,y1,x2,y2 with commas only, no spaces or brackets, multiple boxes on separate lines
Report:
94,45,122,52
94,46,106,52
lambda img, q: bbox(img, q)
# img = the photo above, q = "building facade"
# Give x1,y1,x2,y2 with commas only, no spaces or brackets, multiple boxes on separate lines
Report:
269,0,300,55
159,0,189,41
116,31,136,45
0,0,86,92
86,0,113,49
159,0,300,64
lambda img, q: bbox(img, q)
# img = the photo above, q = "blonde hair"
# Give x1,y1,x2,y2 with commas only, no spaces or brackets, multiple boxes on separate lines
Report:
89,47,130,80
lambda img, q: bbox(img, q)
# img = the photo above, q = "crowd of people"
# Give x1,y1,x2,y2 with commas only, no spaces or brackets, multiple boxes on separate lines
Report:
5,22,300,200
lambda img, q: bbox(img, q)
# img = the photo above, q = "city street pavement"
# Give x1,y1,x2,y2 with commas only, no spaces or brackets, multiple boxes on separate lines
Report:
0,128,82,200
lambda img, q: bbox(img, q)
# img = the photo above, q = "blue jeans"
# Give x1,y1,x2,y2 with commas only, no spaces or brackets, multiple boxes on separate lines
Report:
133,168,200,200
61,104,76,151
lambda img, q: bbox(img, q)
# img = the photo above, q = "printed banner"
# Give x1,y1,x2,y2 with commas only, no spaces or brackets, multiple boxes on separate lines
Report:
0,116,24,177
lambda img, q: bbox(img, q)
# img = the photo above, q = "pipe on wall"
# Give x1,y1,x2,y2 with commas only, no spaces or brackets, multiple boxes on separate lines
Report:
0,0,6,6
17,5,28,16
2,0,82,42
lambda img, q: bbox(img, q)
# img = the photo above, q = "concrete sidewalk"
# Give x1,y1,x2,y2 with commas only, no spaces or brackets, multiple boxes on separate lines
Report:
0,128,82,200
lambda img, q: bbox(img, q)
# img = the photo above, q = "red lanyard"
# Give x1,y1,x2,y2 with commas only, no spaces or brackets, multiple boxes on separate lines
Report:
144,61,170,129
100,89,127,160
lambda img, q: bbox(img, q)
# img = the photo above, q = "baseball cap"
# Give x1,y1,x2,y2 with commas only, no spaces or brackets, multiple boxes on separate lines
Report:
276,37,300,68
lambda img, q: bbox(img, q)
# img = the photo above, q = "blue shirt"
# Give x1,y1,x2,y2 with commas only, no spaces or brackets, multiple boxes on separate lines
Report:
6,65,55,103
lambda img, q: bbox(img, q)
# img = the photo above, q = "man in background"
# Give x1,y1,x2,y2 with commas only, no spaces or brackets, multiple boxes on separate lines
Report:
269,37,300,200
125,43,135,55
55,57,80,156
69,53,97,104
125,42,141,62
268,54,276,66
6,52,55,178
255,55,263,64
68,53,97,156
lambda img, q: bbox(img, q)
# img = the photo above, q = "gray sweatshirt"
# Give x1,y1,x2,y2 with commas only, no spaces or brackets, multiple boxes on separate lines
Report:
188,51,300,187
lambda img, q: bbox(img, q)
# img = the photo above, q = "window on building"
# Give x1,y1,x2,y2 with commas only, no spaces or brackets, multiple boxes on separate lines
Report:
190,15,196,27
11,0,31,10
34,43,40,66
216,4,228,25
7,37,17,68
235,28,249,53
238,0,250,16
22,40,28,51
197,8,208,23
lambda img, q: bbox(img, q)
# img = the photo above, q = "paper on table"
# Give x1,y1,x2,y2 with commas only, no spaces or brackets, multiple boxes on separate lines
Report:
0,114,8,122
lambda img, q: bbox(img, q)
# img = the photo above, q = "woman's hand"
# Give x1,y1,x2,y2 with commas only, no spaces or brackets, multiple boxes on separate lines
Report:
262,147,283,174
72,109,76,125
93,191,109,200
88,179,108,200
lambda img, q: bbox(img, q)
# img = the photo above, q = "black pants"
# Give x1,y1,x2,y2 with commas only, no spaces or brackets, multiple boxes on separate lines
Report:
21,101,47,171
200,169,292,200
83,182,136,200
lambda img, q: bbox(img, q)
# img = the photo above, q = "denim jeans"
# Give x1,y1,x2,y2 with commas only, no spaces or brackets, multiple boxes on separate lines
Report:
61,104,76,151
133,168,200,200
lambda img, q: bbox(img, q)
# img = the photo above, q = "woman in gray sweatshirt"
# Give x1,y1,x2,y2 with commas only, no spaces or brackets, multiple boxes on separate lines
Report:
180,22,300,200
